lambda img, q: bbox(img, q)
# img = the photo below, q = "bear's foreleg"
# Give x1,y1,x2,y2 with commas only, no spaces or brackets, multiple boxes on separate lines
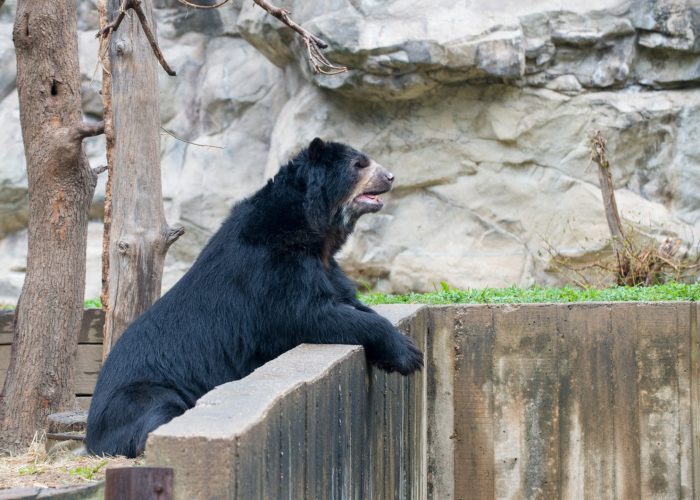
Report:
299,304,423,375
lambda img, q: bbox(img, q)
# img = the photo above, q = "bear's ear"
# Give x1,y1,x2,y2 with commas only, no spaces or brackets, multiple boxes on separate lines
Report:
308,137,325,163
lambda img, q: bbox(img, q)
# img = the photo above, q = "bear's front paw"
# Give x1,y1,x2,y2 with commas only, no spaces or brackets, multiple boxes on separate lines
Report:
375,334,423,376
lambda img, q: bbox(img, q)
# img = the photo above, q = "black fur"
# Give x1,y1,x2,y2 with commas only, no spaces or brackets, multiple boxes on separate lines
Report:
86,139,423,458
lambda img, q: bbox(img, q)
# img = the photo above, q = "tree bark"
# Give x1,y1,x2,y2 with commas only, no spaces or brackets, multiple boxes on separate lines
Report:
0,0,99,451
101,0,181,359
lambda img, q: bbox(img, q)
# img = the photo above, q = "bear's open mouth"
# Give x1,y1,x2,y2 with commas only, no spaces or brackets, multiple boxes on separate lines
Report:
353,190,386,210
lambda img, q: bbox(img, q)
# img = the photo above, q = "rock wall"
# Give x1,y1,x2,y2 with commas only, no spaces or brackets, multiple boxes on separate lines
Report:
1,0,699,301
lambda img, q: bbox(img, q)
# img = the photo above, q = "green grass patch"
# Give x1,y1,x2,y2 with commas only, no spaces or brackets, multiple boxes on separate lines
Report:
2,284,700,311
0,298,103,311
83,297,102,309
360,282,700,305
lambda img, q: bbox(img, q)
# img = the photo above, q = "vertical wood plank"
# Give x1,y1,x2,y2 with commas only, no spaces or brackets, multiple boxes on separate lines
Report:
492,304,559,500
691,303,700,500
677,303,694,499
558,304,615,499
384,371,402,499
347,354,368,498
235,424,265,499
328,362,340,500
418,309,429,500
349,356,368,500
278,387,306,500
403,358,414,500
314,374,333,499
637,303,681,498
369,368,387,499
105,467,173,500
453,306,495,500
400,317,413,500
305,373,320,499
337,359,352,500
262,403,282,499
407,307,428,500
426,307,456,500
611,303,642,500
278,395,291,500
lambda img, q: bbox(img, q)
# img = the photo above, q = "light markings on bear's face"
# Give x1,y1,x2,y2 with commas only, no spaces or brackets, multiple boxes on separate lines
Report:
341,158,395,221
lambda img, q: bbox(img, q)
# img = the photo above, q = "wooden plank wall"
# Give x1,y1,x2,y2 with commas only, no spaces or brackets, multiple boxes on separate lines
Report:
0,309,103,410
446,303,700,500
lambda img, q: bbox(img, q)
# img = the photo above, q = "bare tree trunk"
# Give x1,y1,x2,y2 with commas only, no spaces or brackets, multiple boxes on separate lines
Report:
590,131,629,283
100,0,181,359
0,0,102,451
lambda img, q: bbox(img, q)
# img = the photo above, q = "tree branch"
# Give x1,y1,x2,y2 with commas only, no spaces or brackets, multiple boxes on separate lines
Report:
165,225,185,248
75,120,106,140
251,0,327,48
131,1,176,76
96,0,176,76
251,0,347,75
92,164,109,176
176,0,347,75
96,0,128,39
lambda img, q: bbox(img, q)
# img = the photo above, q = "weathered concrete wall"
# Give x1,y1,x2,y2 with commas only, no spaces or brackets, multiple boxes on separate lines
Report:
433,303,700,500
145,303,700,499
145,305,428,500
4,303,691,497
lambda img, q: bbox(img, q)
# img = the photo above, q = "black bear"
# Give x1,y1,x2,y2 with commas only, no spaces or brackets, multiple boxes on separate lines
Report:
86,138,423,458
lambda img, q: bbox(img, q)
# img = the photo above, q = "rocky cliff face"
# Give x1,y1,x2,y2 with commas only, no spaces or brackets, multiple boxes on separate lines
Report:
1,0,699,301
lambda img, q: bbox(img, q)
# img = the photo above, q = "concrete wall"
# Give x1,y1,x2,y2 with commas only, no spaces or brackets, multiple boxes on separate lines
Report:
145,302,700,499
145,305,428,500
430,303,700,500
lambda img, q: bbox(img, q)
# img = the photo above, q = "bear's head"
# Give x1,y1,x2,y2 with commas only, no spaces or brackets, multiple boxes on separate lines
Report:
300,137,394,232
246,138,394,257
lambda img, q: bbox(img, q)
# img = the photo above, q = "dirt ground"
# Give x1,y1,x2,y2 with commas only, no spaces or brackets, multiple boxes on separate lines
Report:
0,433,140,490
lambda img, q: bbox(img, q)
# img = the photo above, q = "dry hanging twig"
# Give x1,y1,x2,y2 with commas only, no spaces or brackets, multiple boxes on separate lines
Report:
96,0,176,76
178,0,348,74
177,0,231,9
161,127,225,149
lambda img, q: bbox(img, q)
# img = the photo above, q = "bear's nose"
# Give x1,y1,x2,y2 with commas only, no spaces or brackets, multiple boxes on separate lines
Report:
386,171,395,183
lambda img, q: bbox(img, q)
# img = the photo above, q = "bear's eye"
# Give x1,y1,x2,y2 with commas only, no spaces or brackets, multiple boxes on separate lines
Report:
354,158,370,169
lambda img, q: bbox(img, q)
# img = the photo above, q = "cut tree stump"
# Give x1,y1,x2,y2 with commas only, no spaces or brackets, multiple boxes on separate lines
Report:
46,411,87,452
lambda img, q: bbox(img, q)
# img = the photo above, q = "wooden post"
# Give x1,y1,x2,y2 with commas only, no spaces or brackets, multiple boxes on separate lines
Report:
105,467,173,500
98,0,182,360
